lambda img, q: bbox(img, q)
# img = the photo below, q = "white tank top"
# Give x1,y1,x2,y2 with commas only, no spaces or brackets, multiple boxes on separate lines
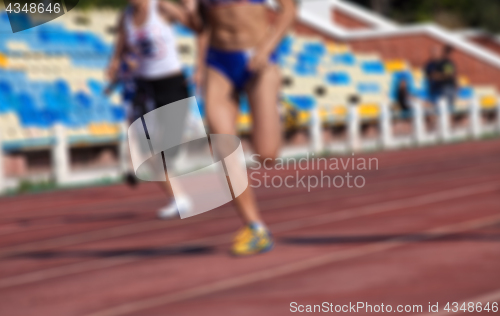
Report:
124,0,182,79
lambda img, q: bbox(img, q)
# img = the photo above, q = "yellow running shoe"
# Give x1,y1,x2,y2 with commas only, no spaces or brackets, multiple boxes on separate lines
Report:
231,223,274,257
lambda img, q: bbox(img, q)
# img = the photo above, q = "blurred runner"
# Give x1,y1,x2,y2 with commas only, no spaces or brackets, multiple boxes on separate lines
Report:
195,0,296,256
107,0,202,219
104,53,138,105
105,52,139,187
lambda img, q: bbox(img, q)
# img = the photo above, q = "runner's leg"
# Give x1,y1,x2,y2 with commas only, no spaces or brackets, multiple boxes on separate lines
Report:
245,64,282,163
204,67,263,224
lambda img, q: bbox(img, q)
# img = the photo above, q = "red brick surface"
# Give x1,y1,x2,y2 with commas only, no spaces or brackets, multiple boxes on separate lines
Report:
331,9,373,30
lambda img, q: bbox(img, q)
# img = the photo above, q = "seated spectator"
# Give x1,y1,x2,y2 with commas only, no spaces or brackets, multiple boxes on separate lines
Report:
395,78,412,120
438,45,457,111
392,78,413,135
424,46,442,108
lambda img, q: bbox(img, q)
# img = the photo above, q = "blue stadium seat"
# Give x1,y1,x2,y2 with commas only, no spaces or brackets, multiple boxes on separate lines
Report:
0,94,10,113
298,52,321,66
240,95,250,114
7,13,32,33
413,89,429,100
55,79,71,97
88,79,104,95
42,89,72,125
174,24,194,37
294,62,317,76
111,107,126,123
0,11,8,22
0,80,12,96
458,87,474,99
303,42,326,57
294,51,321,76
392,71,413,84
390,71,416,100
287,95,316,110
0,79,15,113
361,61,385,74
332,53,356,66
326,72,351,86
75,91,92,109
277,36,293,56
16,93,40,126
72,92,93,126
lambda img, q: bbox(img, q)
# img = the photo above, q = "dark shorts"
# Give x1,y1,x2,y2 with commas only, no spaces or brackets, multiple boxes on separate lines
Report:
131,73,192,161
132,73,190,117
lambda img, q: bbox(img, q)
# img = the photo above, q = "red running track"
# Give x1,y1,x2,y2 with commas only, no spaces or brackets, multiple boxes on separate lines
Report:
0,139,499,316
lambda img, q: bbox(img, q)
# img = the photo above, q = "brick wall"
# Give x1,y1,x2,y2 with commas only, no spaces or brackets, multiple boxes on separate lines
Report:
469,36,500,56
331,9,373,30
267,10,336,42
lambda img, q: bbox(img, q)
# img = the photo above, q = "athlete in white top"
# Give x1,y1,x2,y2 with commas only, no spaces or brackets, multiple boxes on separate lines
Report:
123,0,182,79
108,0,201,81
107,0,202,219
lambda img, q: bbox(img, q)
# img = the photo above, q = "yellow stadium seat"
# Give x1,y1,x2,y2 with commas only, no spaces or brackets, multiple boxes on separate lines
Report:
298,111,310,125
89,123,119,136
105,124,120,135
385,60,406,72
481,96,497,109
0,53,8,68
458,76,470,87
238,114,252,126
358,104,380,118
332,106,348,116
320,108,329,120
326,42,338,54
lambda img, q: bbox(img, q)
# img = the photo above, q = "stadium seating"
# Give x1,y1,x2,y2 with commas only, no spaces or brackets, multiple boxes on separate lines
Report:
0,11,126,152
0,9,498,154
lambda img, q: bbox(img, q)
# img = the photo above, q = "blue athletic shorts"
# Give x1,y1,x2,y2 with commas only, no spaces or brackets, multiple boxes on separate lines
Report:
206,47,279,90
